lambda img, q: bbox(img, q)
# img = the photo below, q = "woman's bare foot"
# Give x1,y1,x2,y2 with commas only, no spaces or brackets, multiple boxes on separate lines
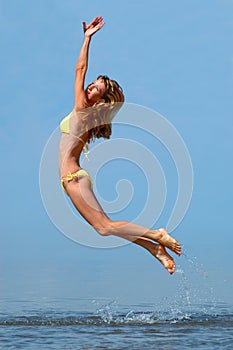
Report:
146,228,181,256
152,244,176,275
132,237,176,275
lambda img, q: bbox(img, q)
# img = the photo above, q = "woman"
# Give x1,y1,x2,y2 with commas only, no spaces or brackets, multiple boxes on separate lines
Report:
59,17,181,274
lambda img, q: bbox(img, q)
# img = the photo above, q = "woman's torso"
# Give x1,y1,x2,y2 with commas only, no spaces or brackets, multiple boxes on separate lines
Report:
59,109,89,177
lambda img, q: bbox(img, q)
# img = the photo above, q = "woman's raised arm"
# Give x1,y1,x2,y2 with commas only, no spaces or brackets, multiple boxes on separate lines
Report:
73,16,105,110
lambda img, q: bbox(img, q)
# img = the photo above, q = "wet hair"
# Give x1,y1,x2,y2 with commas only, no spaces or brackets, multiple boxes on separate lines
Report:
84,75,125,143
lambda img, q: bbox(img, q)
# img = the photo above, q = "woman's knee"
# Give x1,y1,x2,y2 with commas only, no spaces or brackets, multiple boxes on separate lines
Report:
93,220,116,236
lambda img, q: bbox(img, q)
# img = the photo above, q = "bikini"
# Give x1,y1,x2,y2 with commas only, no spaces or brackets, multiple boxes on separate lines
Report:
60,112,93,195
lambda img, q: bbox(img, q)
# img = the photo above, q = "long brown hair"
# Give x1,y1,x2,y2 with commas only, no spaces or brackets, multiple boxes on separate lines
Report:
83,75,125,143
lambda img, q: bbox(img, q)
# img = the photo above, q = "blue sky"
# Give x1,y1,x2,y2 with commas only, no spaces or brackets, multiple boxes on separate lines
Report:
1,0,233,305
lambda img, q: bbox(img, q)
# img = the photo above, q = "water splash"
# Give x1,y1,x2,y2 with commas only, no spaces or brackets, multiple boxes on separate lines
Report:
92,299,117,324
181,249,208,279
182,249,217,309
175,267,191,305
89,249,219,325
1,298,232,327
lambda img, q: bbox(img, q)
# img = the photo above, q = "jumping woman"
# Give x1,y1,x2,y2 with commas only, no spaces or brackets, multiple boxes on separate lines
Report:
59,16,181,274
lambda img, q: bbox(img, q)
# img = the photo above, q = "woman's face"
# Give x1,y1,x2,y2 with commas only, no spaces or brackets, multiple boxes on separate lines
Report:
85,79,107,104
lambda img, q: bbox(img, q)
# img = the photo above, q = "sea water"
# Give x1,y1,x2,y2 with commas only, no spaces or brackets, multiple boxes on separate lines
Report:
0,299,232,349
0,254,232,350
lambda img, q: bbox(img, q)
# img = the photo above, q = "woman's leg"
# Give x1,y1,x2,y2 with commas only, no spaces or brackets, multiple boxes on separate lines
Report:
64,176,181,256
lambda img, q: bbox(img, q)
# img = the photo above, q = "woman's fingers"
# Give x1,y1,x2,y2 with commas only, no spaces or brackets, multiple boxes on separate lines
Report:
93,16,103,23
82,16,104,36
85,16,103,29
97,21,105,29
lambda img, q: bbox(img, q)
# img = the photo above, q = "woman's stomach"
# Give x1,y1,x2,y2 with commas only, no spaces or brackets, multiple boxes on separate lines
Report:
59,137,83,177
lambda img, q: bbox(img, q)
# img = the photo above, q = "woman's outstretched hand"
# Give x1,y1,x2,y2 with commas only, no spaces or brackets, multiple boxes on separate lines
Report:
82,16,105,38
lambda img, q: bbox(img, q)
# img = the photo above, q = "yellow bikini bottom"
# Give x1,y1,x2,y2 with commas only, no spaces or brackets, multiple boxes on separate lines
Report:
61,169,93,195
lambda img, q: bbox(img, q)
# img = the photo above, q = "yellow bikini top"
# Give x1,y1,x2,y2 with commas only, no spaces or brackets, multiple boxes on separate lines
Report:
60,112,90,160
